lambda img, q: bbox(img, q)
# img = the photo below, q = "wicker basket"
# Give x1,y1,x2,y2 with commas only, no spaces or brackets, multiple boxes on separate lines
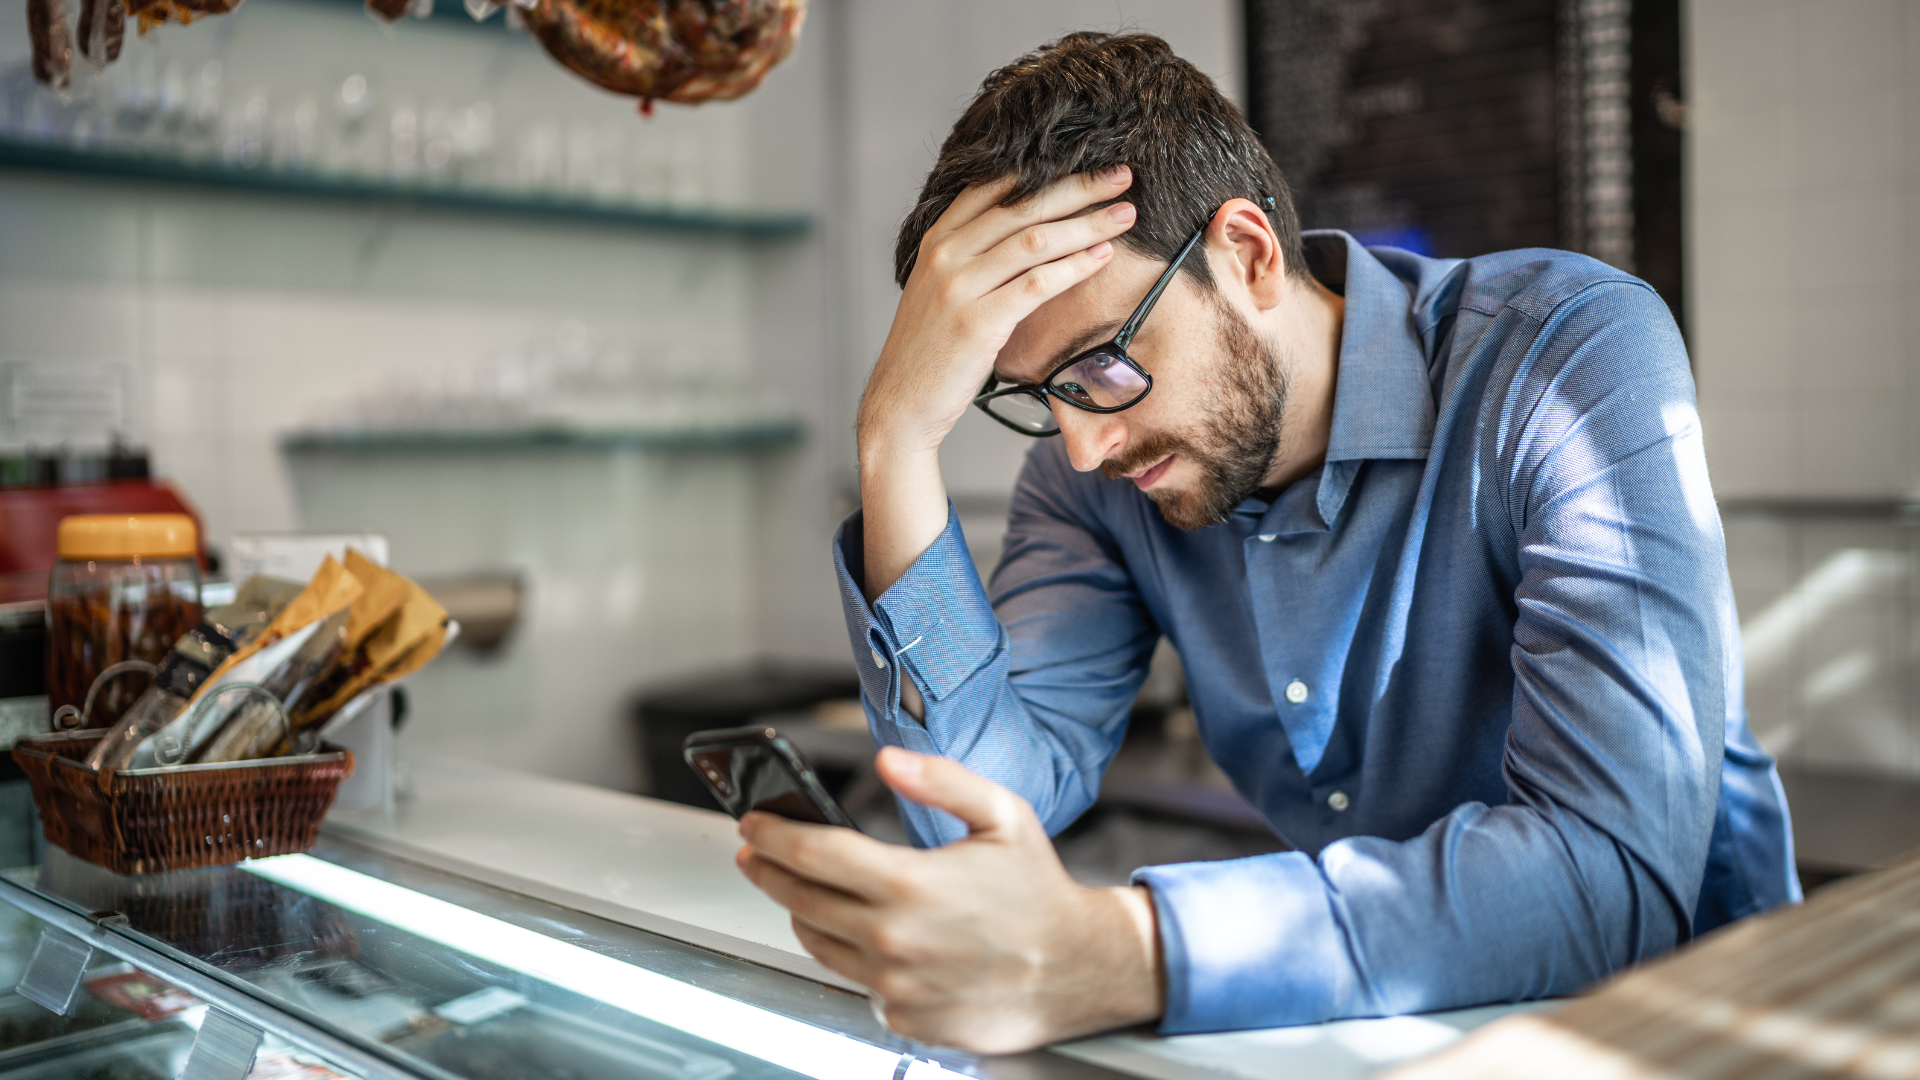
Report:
12,730,355,875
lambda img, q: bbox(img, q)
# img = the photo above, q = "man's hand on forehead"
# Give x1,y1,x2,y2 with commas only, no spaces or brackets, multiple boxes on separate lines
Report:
858,164,1137,455
854,163,1136,621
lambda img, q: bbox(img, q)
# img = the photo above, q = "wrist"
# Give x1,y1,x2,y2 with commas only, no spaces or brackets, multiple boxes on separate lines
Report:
1049,884,1163,1039
856,430,945,494
856,417,946,471
1111,884,1165,1025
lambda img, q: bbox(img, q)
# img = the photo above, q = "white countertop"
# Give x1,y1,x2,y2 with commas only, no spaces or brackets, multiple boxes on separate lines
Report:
324,753,848,987
326,754,1536,1080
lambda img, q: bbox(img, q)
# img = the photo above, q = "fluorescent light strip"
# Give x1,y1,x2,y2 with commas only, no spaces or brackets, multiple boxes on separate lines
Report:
245,855,937,1080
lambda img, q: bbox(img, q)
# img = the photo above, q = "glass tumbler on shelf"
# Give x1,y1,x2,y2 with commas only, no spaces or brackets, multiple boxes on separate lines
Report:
564,119,596,196
422,103,453,180
326,73,378,178
46,514,202,732
668,131,704,210
388,98,420,181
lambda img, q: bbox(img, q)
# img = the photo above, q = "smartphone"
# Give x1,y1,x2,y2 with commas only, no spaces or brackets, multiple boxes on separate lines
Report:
682,725,859,829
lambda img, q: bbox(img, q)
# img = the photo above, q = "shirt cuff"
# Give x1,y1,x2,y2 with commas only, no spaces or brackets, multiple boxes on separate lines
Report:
831,505,1006,845
1133,853,1353,1033
833,501,995,694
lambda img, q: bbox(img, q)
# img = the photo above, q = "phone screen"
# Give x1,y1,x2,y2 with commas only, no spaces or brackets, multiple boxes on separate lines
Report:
684,731,851,827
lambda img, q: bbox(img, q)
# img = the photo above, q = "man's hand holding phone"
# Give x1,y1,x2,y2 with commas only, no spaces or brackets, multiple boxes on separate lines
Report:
734,746,1164,1054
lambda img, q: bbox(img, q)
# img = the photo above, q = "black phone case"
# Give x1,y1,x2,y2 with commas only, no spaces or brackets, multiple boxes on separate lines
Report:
682,725,859,829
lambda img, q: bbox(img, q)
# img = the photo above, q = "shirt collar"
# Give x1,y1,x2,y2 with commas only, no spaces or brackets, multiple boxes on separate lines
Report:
1317,231,1437,466
1234,231,1438,531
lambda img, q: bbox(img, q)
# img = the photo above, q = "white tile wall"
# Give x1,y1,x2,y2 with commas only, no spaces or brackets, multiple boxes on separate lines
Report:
0,0,1249,788
0,0,822,789
288,446,762,788
1692,0,1920,777
1691,0,1919,502
1730,513,1919,775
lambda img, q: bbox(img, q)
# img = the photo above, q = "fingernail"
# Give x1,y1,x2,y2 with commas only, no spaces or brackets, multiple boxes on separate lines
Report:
1089,241,1113,258
1107,202,1134,222
1100,165,1129,184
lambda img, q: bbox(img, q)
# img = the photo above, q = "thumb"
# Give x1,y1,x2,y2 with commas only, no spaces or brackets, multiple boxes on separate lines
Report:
875,746,1028,839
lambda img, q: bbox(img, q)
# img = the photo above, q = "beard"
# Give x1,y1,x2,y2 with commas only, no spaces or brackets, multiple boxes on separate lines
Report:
1100,291,1291,531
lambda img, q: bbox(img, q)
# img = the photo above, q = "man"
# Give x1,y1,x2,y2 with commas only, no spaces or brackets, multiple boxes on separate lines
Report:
736,31,1798,1053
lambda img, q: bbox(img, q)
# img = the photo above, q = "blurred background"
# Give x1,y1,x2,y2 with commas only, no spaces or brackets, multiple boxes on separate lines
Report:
0,0,1914,888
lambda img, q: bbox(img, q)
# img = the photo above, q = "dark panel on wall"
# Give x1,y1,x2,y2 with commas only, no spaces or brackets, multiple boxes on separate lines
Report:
1246,0,1686,333
1631,0,1685,331
1246,0,1560,259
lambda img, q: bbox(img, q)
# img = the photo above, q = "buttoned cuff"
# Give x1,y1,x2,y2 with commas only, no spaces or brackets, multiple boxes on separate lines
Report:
832,505,1006,845
1133,853,1351,1033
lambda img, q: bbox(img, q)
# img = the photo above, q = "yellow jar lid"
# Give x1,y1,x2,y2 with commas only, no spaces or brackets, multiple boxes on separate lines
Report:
57,513,198,561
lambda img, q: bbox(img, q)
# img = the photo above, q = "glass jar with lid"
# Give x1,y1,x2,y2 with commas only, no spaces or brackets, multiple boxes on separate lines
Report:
47,513,203,730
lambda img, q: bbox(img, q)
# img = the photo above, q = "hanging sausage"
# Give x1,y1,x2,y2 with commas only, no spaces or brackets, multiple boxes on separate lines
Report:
24,0,806,106
27,0,72,89
27,0,242,85
76,0,124,62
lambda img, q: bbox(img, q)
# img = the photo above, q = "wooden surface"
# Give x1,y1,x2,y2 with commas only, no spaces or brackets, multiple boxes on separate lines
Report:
1385,852,1920,1079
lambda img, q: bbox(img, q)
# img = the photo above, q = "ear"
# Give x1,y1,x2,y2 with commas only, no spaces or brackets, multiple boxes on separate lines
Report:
1207,198,1287,312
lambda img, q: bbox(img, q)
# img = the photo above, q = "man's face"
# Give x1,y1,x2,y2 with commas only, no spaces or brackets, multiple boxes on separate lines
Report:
994,244,1290,530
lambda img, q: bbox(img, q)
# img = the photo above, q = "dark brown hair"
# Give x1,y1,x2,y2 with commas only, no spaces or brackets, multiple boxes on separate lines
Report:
893,31,1305,290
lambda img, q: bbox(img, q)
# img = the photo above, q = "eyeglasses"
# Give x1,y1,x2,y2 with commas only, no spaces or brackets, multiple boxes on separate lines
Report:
972,222,1207,437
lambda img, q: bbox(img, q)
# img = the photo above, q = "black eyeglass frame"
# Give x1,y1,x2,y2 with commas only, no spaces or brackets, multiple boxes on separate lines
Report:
971,221,1209,437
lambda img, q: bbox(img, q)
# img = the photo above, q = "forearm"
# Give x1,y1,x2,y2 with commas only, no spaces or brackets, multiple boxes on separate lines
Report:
856,406,954,595
830,487,1150,841
852,168,1130,600
855,430,948,721
1136,797,1693,1032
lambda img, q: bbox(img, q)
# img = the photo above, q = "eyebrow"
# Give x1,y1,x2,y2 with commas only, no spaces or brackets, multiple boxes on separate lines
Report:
997,318,1125,386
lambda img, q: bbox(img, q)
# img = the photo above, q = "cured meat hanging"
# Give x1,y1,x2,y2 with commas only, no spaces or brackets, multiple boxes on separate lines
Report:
359,0,806,112
27,0,72,89
76,0,124,62
123,0,243,33
363,0,415,22
23,0,805,107
26,0,241,86
454,0,807,113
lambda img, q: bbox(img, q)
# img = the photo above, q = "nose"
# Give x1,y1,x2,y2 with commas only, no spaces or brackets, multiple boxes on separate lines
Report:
1054,401,1128,472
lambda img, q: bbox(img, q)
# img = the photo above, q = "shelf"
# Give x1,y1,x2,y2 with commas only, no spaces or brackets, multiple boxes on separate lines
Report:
1718,496,1920,520
0,138,813,238
279,419,806,454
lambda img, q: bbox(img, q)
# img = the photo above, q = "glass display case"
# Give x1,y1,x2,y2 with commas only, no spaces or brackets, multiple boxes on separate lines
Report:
0,835,1117,1080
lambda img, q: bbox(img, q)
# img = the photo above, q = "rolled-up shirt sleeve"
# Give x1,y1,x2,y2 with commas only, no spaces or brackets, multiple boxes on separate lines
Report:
1132,282,1743,1032
833,465,1158,846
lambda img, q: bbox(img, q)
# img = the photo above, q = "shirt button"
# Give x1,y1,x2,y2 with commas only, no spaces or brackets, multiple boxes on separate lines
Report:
1328,791,1350,812
871,648,888,670
1256,533,1277,542
1285,680,1309,704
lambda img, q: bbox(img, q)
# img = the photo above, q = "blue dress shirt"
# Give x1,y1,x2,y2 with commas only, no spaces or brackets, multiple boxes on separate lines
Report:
832,232,1800,1033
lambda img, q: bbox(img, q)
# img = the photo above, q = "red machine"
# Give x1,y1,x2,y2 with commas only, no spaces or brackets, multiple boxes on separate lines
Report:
0,480,207,604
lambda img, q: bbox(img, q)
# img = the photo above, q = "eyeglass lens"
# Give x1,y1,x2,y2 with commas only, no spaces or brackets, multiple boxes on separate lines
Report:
1047,351,1149,409
983,391,1057,433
